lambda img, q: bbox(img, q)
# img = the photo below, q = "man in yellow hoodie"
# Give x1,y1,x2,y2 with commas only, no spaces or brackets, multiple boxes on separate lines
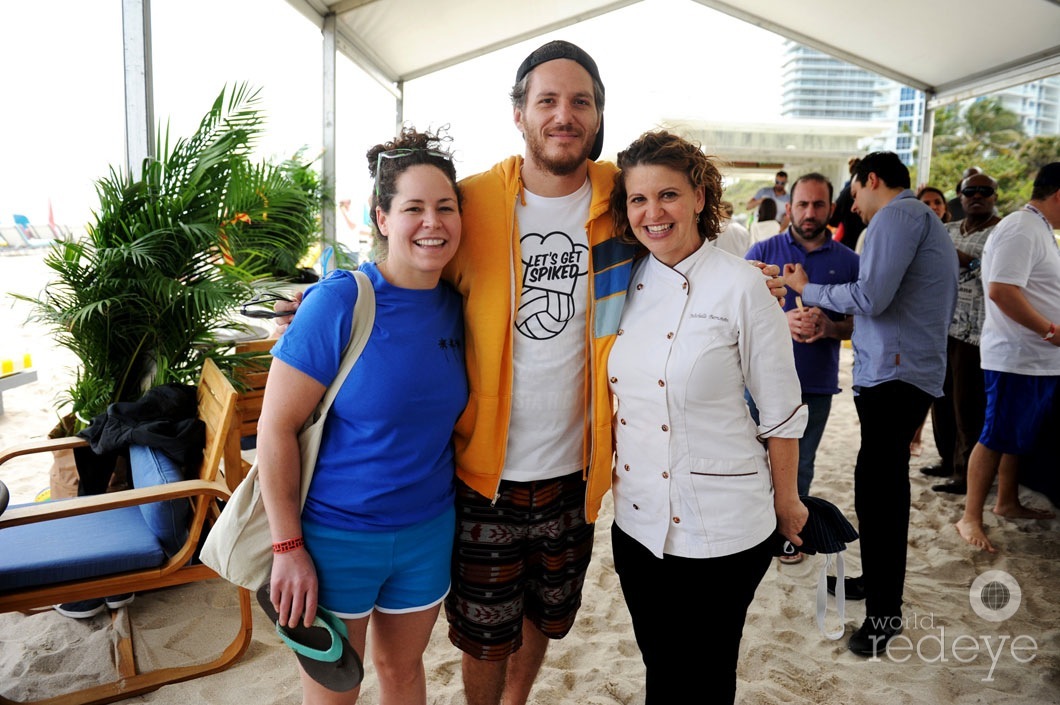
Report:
441,41,638,705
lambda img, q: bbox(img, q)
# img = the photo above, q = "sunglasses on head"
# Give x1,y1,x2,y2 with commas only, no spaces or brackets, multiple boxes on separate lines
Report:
240,293,293,319
961,186,996,198
375,148,449,197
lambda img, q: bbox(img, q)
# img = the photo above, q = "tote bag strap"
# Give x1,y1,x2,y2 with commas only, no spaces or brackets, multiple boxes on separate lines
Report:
315,269,376,418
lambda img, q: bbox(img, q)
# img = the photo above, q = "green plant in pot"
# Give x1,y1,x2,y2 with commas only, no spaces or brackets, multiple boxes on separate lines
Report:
19,84,308,438
222,146,327,282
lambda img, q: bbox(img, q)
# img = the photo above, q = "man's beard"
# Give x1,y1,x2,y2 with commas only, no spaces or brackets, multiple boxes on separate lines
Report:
525,128,594,176
794,219,829,242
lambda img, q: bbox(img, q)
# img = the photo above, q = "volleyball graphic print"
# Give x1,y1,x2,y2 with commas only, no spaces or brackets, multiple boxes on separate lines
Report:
517,231,588,340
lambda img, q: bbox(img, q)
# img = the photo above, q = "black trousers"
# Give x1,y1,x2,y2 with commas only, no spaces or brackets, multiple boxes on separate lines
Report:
611,523,771,705
854,380,934,619
930,337,986,478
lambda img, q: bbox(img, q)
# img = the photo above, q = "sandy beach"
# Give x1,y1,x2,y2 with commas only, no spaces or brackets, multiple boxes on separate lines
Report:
1,249,1057,704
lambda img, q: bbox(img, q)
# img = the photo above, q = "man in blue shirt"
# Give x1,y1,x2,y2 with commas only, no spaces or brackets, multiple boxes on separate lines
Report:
746,170,790,227
746,174,859,520
785,152,958,658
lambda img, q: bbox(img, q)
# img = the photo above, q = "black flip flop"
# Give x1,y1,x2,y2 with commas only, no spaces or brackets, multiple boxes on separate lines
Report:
256,584,364,692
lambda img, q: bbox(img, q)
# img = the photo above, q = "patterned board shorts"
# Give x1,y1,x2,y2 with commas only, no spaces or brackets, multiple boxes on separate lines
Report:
444,470,595,661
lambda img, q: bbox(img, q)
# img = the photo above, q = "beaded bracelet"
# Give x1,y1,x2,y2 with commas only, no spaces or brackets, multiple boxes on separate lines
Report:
272,537,305,554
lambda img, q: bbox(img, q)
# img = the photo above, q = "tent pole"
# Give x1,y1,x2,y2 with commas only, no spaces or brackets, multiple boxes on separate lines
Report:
917,91,935,187
322,13,338,250
121,0,154,180
395,80,405,136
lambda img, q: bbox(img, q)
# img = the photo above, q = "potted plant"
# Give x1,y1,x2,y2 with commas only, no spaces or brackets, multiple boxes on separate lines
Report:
19,84,319,444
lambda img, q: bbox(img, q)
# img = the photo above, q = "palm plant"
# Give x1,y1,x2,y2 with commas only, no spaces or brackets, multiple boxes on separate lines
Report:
222,147,325,280
20,84,308,433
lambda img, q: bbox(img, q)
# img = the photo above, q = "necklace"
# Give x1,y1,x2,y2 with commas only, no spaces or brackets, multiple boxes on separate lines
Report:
960,216,998,235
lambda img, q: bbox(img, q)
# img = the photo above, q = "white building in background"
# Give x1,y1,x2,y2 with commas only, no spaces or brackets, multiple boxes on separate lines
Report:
781,42,1060,165
780,43,881,121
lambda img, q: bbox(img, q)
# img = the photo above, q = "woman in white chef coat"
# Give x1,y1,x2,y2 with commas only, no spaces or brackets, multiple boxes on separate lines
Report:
608,130,808,705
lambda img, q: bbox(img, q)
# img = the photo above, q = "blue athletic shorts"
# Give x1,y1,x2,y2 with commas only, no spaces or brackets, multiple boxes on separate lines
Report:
979,370,1060,455
303,504,455,619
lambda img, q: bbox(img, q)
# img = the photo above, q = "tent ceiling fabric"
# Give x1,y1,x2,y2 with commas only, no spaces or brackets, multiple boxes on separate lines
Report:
287,0,1060,105
289,0,641,83
693,0,1060,106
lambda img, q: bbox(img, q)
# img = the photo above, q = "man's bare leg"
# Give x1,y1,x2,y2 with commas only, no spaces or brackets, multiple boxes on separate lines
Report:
992,453,1057,520
462,654,507,705
956,442,1000,552
502,619,549,705
461,620,549,705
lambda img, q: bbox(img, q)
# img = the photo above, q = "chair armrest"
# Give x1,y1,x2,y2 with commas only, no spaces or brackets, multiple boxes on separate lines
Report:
0,479,232,530
0,436,89,466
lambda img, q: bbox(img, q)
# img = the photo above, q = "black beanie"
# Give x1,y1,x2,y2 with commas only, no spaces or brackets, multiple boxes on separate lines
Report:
515,40,605,161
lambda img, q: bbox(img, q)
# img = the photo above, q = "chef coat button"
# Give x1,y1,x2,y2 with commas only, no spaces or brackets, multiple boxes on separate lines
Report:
673,516,681,524
633,504,640,510
662,471,669,479
658,380,665,387
681,282,688,290
620,418,627,425
610,376,618,383
661,424,669,432
636,283,644,290
624,464,630,471
666,332,674,339
618,328,624,335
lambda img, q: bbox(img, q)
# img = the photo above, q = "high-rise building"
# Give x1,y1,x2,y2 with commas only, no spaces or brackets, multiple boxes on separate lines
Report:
780,43,880,121
781,41,1060,165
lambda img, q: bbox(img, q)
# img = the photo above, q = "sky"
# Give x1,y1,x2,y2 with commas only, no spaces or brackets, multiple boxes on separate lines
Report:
0,0,786,230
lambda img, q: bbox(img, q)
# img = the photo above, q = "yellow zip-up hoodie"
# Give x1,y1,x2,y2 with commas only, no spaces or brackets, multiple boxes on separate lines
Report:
444,156,638,522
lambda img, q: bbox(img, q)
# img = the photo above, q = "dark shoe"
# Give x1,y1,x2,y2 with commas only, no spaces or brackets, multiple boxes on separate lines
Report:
920,464,951,478
932,479,967,495
826,575,866,600
849,616,904,657
105,594,135,609
54,598,106,619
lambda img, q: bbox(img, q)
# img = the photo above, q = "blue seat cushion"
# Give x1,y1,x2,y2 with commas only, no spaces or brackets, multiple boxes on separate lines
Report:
0,505,165,591
129,444,190,556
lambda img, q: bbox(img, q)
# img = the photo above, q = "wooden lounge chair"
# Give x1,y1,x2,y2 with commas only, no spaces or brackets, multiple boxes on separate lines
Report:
0,358,252,705
221,338,274,491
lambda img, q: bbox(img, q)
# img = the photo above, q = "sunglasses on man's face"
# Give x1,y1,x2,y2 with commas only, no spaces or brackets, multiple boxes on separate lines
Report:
961,186,996,198
240,293,293,319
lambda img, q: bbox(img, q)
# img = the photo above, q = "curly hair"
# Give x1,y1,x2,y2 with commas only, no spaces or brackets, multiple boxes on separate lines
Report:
610,130,723,246
366,126,461,258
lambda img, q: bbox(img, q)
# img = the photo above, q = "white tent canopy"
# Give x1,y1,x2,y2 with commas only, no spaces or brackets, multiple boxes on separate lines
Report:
286,0,1060,109
120,0,1060,242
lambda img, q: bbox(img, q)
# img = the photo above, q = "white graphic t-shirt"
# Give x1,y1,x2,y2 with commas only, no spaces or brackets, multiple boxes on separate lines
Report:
502,178,592,482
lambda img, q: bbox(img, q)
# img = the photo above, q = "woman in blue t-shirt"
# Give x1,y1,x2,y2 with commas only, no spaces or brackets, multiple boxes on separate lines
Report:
258,127,467,704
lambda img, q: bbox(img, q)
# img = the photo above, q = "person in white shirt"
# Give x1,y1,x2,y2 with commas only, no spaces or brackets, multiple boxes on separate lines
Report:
956,162,1060,553
607,130,807,705
713,200,751,256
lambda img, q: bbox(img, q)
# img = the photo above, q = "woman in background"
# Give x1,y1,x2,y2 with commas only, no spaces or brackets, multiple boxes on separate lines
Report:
749,196,781,244
918,185,951,223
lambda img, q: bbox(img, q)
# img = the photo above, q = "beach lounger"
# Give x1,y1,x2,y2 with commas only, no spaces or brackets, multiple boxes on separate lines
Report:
12,215,54,248
0,359,252,705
